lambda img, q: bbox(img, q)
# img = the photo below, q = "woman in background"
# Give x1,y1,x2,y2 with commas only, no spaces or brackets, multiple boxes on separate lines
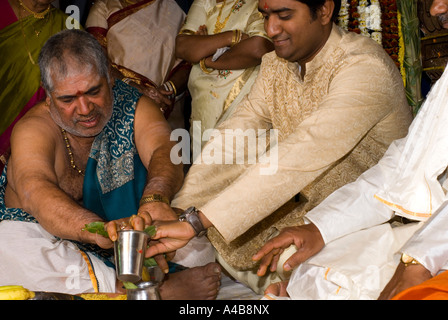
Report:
0,0,68,171
176,0,273,149
86,0,190,119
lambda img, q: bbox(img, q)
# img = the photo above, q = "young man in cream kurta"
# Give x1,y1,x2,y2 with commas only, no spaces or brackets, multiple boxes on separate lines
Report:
252,0,448,300
142,0,413,294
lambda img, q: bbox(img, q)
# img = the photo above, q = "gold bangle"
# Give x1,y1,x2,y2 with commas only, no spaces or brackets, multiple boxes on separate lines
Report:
139,194,170,206
199,58,214,74
166,80,177,96
231,29,242,47
179,29,195,35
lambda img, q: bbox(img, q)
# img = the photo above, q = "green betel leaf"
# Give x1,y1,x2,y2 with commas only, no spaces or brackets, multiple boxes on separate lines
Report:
83,222,156,239
82,221,109,237
143,257,158,267
143,226,157,267
143,225,157,237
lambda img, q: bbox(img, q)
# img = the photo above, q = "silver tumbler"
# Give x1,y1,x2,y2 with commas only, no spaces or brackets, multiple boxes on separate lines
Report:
114,230,149,283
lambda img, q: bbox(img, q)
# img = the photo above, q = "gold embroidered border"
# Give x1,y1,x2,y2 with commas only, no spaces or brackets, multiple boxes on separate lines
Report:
324,268,342,295
87,27,107,48
374,194,432,219
79,250,99,293
112,63,157,88
220,66,255,118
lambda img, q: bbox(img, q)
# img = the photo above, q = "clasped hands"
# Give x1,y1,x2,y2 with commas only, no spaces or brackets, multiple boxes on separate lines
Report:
101,206,196,274
252,223,325,277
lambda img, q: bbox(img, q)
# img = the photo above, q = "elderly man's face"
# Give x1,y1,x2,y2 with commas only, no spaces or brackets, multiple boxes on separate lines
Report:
431,0,448,28
46,62,113,138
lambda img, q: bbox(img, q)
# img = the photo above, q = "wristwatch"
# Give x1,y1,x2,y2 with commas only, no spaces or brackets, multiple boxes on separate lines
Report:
178,207,207,237
401,253,420,267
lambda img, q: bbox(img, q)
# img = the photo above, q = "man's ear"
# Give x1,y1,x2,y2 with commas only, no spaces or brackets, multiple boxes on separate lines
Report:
318,0,335,25
40,81,51,105
45,95,51,106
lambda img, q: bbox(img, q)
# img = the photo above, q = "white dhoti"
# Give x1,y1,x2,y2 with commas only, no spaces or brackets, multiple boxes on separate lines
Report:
171,236,216,268
0,220,216,294
0,220,116,294
284,222,422,300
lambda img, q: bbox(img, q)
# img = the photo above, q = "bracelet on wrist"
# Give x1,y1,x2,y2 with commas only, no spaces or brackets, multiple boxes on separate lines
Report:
162,80,177,100
199,58,214,74
139,194,170,206
231,29,242,47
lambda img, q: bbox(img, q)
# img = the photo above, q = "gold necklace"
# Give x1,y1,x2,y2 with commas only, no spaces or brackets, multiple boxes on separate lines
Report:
18,9,36,64
61,129,85,176
18,3,51,64
213,0,241,34
19,0,51,19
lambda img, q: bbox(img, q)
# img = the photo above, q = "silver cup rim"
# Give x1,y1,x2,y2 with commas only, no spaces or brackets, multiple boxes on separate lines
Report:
117,229,149,236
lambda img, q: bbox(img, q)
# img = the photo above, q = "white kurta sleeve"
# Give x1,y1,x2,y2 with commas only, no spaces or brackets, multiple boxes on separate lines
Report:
399,201,448,276
305,138,405,244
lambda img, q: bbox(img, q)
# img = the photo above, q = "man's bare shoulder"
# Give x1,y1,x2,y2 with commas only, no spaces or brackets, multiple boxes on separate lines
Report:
134,95,172,135
10,101,61,161
12,101,58,139
135,95,165,118
6,101,61,199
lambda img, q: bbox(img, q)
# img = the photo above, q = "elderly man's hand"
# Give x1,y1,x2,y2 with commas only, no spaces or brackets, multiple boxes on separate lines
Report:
138,202,178,222
252,223,325,276
90,232,114,249
104,213,175,273
105,214,151,241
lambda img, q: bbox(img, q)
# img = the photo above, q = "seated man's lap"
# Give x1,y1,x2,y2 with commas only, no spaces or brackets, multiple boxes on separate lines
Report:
0,220,115,294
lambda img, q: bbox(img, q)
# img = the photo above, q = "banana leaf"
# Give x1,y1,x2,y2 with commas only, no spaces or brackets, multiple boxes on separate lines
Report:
397,0,423,115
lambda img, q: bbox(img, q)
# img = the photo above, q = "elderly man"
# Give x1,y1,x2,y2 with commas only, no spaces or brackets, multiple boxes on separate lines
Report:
0,29,220,299
140,0,413,295
248,0,448,300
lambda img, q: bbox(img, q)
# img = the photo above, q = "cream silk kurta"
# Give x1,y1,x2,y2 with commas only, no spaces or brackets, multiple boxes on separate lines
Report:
172,25,413,270
181,0,270,148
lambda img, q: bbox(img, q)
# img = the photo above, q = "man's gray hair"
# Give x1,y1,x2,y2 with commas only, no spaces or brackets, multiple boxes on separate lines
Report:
38,29,109,92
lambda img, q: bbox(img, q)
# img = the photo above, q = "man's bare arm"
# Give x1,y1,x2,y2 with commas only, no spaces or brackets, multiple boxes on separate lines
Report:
5,111,110,246
133,96,184,220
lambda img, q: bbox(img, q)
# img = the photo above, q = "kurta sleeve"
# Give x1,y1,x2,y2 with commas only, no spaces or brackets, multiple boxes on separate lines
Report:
306,138,404,244
200,55,405,242
399,202,448,276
